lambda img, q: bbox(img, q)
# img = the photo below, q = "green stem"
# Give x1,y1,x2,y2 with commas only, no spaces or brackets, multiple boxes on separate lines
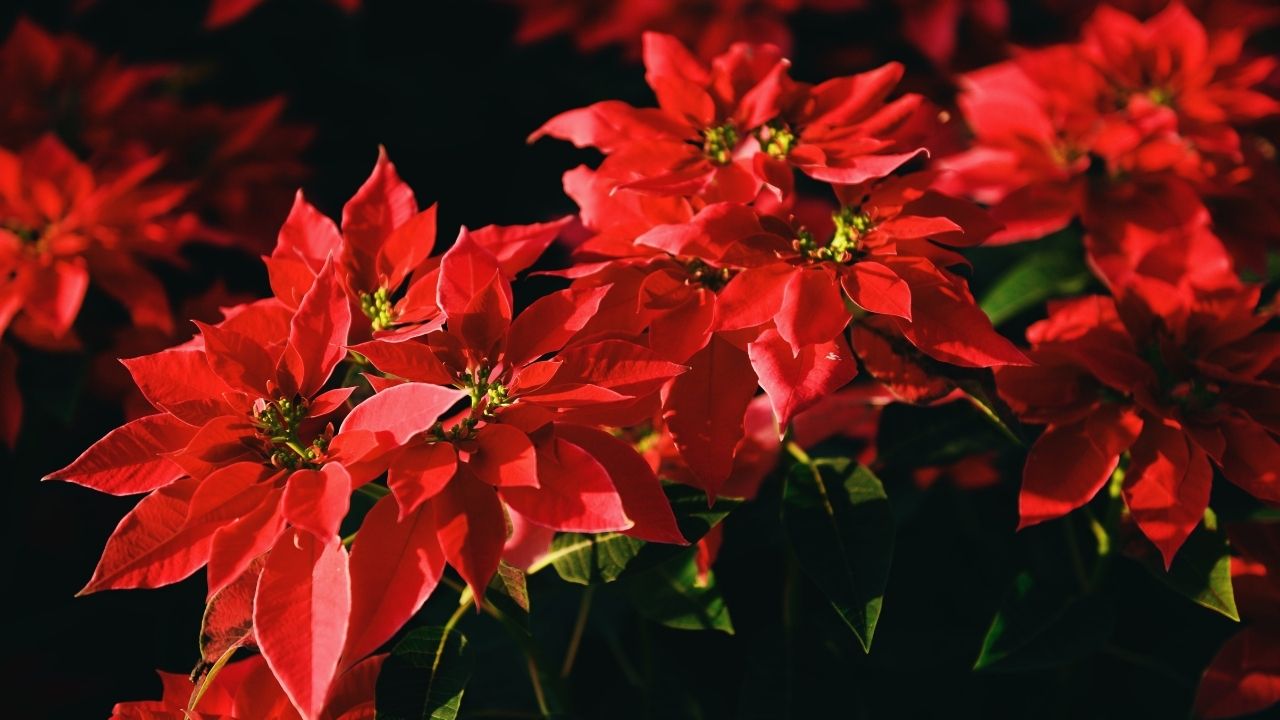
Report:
784,440,813,466
356,483,390,501
442,577,559,717
560,585,596,679
1087,466,1126,592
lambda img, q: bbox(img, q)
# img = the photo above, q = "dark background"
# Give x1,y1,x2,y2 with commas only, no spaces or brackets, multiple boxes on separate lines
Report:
0,1,1263,717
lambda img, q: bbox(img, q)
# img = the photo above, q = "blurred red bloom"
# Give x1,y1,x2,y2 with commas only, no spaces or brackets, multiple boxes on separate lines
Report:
997,281,1280,565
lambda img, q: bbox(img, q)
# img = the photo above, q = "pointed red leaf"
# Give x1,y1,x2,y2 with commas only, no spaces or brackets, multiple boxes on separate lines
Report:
842,261,912,320
469,216,573,278
1194,627,1280,720
45,413,194,495
207,488,286,598
1124,418,1214,568
341,147,417,263
283,463,353,541
553,423,685,544
777,266,851,349
123,349,234,425
387,442,458,518
282,259,353,398
255,530,351,720
501,437,630,532
662,334,758,496
348,339,455,385
339,382,466,447
470,423,538,488
432,465,506,600
505,285,611,367
1020,405,1143,529
343,496,445,666
748,329,859,428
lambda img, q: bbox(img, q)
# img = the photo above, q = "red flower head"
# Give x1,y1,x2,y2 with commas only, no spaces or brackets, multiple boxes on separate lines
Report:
1,135,188,346
347,230,689,603
0,19,168,150
533,32,793,204
997,280,1280,566
940,3,1278,285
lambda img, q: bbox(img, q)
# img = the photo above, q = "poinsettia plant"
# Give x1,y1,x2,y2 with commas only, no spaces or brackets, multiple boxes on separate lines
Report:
9,2,1280,718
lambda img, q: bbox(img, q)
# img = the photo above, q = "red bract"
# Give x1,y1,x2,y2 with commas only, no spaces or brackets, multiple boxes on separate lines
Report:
348,231,688,607
109,653,381,720
996,281,1280,566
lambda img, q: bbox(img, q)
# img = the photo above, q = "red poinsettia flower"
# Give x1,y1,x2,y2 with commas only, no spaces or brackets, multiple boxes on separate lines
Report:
0,19,169,150
532,32,792,204
1,135,189,346
751,61,927,199
576,176,1022,495
346,230,688,605
939,3,1278,282
114,97,314,249
996,280,1280,566
268,149,569,340
46,257,363,587
1194,522,1280,719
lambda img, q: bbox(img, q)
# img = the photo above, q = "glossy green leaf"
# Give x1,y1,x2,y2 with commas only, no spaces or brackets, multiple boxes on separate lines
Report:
974,572,1115,671
627,550,734,634
375,626,474,720
979,234,1090,326
781,459,894,652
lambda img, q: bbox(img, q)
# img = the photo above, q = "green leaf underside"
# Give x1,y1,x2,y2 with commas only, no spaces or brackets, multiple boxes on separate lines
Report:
375,626,474,720
627,550,734,634
974,572,1115,672
781,459,894,652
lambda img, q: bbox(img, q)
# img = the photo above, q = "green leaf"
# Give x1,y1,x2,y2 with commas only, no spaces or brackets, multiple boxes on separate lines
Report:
549,532,645,585
375,626,474,720
974,572,1115,671
544,485,743,584
627,550,734,634
979,234,1091,326
781,460,894,652
1137,509,1238,621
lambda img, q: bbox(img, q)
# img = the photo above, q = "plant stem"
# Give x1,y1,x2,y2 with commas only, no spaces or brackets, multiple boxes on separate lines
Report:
784,440,813,466
560,585,595,678
355,483,390,501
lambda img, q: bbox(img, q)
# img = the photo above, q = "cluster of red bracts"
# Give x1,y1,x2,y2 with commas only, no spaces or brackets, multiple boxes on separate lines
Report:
0,19,310,449
26,2,1280,717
